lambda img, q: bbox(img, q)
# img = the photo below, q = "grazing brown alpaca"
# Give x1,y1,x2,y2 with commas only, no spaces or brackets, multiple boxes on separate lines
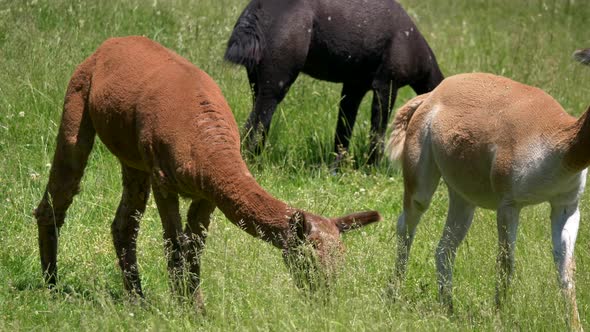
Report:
387,68,589,331
34,36,382,306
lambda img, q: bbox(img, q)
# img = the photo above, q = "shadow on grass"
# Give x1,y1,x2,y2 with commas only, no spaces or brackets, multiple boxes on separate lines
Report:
10,276,131,305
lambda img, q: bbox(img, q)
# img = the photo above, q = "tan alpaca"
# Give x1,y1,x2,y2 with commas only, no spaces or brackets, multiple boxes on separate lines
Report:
386,68,589,330
34,36,381,306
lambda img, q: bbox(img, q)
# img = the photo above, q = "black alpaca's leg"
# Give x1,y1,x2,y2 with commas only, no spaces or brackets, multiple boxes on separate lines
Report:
368,80,397,165
243,93,278,155
332,82,368,169
242,24,311,155
111,165,151,296
243,66,300,155
247,68,258,106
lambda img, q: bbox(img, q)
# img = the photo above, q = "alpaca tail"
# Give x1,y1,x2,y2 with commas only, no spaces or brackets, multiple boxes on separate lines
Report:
385,93,430,165
224,6,265,71
573,48,590,65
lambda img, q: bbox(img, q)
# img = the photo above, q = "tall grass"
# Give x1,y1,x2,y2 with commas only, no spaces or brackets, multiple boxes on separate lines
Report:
0,0,588,330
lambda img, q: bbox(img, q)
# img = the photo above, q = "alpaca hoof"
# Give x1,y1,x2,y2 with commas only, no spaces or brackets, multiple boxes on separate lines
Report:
194,291,206,315
382,282,402,302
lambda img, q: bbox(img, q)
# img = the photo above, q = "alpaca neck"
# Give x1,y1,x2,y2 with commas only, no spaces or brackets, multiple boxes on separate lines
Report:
412,47,444,94
203,161,291,248
185,104,293,248
563,107,590,171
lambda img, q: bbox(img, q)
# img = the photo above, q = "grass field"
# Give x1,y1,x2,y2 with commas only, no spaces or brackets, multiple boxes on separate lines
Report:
1,0,589,330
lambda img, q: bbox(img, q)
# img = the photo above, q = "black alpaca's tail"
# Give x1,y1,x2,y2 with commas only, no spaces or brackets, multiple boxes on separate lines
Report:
225,7,265,71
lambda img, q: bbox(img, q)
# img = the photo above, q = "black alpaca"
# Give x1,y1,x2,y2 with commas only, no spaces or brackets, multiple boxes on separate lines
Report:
225,0,444,165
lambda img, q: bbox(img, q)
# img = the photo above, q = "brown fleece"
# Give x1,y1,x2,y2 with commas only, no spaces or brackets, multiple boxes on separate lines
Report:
34,36,381,299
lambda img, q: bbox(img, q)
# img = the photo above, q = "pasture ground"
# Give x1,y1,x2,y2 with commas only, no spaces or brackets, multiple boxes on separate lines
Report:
1,0,589,330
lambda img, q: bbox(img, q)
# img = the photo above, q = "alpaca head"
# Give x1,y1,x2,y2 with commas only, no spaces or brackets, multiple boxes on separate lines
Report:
283,210,381,290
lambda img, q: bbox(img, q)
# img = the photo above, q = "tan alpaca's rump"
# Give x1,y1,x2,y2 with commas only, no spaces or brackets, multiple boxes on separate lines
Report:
389,72,587,331
385,93,430,165
34,36,382,303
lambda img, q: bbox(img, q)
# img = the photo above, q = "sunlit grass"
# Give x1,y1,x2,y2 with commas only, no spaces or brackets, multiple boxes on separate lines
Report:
1,0,589,330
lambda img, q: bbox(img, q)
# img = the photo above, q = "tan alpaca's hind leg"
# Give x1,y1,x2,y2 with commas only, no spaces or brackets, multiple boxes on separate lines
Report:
435,188,475,312
495,203,520,307
34,60,96,286
392,127,440,293
184,199,216,310
111,165,151,297
368,76,396,165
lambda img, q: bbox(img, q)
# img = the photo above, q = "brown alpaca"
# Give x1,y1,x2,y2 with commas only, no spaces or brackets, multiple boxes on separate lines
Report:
386,70,589,331
34,36,382,305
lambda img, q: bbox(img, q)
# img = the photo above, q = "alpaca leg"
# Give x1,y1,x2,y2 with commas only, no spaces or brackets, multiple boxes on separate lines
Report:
242,22,310,155
110,165,151,296
34,64,95,286
152,185,186,295
394,199,426,281
435,189,475,311
247,68,258,105
550,202,582,332
183,199,216,308
243,66,300,155
392,144,440,288
332,82,368,168
495,203,520,306
368,79,397,164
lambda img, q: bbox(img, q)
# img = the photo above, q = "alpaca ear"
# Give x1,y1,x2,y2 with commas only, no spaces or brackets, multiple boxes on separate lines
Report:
288,210,308,244
334,211,382,233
